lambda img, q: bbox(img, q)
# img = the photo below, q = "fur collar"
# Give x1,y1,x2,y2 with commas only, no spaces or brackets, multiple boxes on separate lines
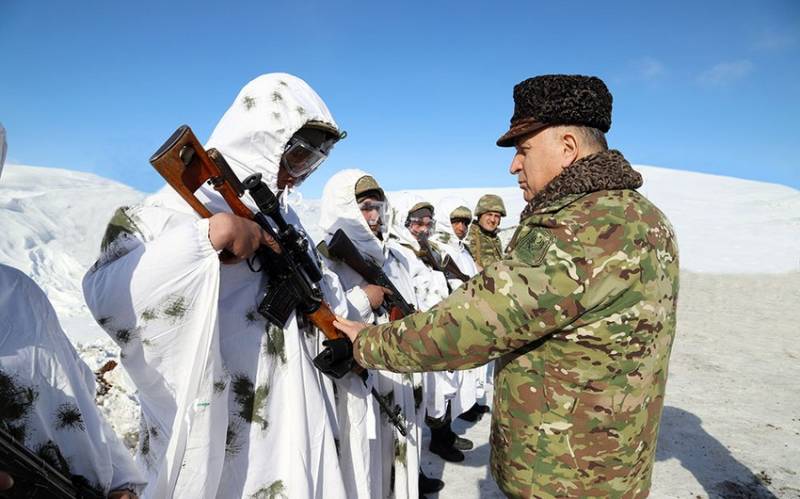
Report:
520,149,642,220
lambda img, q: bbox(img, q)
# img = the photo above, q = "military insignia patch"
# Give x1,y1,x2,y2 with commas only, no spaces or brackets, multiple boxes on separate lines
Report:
514,228,554,266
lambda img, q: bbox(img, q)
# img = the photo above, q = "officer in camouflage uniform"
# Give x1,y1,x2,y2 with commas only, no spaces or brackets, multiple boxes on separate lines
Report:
467,194,506,270
336,75,679,498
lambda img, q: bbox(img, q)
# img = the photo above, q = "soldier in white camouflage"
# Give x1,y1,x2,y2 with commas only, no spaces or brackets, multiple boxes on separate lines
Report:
336,74,679,498
400,202,476,463
467,194,506,270
448,206,472,241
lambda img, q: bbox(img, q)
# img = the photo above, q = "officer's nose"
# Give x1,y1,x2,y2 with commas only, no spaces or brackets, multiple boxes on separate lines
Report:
509,154,522,175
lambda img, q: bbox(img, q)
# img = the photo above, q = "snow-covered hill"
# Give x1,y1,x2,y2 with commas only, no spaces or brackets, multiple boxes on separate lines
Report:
2,162,798,497
383,168,800,274
304,168,800,274
0,164,145,317
2,162,798,322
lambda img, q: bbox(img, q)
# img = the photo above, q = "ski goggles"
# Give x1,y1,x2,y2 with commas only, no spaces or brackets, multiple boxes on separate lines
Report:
281,135,336,179
406,216,436,236
358,199,387,229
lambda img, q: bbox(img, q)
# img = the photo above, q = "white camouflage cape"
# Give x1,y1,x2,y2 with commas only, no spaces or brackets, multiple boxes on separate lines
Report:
383,201,477,420
432,229,491,406
0,264,145,495
82,74,348,499
318,168,425,499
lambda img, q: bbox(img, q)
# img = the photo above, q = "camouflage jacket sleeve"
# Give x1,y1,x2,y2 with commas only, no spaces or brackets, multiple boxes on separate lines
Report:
352,222,639,372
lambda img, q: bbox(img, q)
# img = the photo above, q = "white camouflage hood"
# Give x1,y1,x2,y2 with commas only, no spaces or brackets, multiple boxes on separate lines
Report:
319,168,387,264
205,73,339,193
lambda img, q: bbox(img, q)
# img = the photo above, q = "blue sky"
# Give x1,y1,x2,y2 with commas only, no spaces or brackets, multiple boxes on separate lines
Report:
1,0,798,197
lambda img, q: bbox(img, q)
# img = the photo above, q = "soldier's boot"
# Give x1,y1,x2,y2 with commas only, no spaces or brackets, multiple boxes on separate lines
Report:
429,425,464,462
454,435,473,451
457,403,484,423
419,470,444,495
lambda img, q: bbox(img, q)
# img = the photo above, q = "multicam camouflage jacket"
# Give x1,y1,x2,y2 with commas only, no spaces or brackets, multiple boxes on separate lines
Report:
467,222,504,268
353,149,679,498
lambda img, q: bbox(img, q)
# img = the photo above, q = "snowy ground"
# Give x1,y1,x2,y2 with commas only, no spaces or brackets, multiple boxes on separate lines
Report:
3,163,800,497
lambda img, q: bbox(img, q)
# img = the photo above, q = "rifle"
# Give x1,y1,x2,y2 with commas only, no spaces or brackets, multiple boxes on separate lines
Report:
441,255,470,282
149,126,408,436
0,425,103,499
321,229,420,435
324,229,415,321
149,125,352,379
416,237,470,283
416,236,472,292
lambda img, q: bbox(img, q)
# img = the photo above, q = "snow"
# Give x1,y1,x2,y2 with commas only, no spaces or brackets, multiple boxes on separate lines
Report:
0,164,145,317
2,161,799,497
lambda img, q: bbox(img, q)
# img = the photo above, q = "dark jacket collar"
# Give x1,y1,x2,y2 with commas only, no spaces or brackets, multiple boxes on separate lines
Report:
471,222,499,238
520,149,643,220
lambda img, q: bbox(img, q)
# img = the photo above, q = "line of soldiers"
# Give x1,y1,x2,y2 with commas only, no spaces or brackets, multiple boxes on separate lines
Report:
1,70,679,499
317,171,512,497
76,73,511,498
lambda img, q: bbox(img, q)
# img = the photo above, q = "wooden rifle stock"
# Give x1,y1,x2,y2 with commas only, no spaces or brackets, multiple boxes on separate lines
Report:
148,125,347,345
148,126,411,430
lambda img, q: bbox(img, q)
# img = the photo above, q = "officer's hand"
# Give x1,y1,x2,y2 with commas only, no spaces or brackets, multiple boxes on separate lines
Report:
208,212,280,264
334,316,369,342
0,471,13,491
360,284,393,310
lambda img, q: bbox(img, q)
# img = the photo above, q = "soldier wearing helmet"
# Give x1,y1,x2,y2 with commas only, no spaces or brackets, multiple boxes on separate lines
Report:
467,194,506,270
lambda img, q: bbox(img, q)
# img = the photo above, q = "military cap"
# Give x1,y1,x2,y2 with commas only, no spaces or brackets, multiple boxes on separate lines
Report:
407,201,434,219
354,175,385,202
474,194,506,218
301,119,345,143
496,75,612,147
449,205,472,221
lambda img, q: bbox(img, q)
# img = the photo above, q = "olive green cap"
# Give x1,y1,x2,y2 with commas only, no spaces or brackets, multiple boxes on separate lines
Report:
449,206,472,221
354,175,385,202
407,201,434,218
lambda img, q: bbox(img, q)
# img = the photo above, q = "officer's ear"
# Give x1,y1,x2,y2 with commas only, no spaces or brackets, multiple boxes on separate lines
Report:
556,127,580,167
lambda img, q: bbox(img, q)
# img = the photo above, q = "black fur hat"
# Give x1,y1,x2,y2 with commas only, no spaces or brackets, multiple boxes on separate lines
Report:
496,75,612,147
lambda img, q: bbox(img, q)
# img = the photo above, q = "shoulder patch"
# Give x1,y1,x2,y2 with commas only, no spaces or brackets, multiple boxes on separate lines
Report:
514,228,554,266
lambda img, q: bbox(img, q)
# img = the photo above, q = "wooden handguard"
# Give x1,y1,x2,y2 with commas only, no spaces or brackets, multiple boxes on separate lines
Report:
309,304,349,342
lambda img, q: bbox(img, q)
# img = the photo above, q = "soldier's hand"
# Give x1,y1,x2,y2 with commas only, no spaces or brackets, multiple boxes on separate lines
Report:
208,212,280,264
360,284,393,310
334,316,369,342
0,471,13,491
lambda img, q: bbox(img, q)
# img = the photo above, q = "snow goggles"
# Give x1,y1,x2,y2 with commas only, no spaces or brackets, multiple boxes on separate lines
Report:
281,135,336,179
358,199,387,229
406,216,436,236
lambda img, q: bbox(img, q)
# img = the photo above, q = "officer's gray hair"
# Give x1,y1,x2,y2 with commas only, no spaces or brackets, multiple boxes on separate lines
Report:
573,126,608,151
551,125,608,152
